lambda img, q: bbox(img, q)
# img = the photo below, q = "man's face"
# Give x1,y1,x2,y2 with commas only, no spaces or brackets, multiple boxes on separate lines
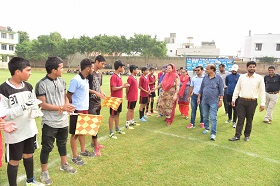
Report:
247,64,256,73
195,68,202,75
232,70,237,75
268,68,275,76
96,61,106,70
133,68,139,75
219,65,225,72
205,65,214,75
89,64,94,75
119,66,125,72
149,69,154,74
18,66,32,81
54,63,63,77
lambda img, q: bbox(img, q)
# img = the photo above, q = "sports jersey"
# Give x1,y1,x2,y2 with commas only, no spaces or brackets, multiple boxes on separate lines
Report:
0,80,38,144
110,73,123,98
35,75,68,128
148,74,156,89
88,71,102,105
139,75,149,97
127,75,138,102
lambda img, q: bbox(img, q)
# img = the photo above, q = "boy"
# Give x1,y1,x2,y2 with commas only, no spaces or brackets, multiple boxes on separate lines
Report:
146,67,156,115
139,67,151,122
125,65,139,129
0,57,44,186
67,58,95,166
109,60,130,139
88,55,106,156
36,57,76,185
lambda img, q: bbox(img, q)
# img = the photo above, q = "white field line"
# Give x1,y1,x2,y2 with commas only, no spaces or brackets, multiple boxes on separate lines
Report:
4,127,280,185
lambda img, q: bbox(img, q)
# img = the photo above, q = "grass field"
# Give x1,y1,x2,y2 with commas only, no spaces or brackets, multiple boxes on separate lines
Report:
0,69,280,186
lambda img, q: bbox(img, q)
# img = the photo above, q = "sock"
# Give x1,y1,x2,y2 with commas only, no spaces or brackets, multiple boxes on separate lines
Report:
130,119,134,124
139,110,142,119
116,127,120,131
146,103,149,113
8,163,18,186
110,130,114,134
151,101,154,112
143,108,145,115
23,157,34,181
141,111,144,118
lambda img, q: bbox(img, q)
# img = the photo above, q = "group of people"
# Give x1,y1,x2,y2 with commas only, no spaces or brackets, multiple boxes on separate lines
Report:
0,56,279,186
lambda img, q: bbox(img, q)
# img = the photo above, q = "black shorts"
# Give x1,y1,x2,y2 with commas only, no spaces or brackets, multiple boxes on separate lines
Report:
6,135,37,161
127,101,137,109
149,92,156,98
110,103,122,116
69,110,88,135
139,96,148,104
89,102,101,115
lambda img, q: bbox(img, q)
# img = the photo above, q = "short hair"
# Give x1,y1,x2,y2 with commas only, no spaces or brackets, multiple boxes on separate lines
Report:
219,64,225,67
180,67,183,70
246,61,257,67
80,58,94,71
195,66,203,70
149,67,155,71
8,57,31,76
45,57,63,74
129,65,138,73
268,66,275,70
141,67,148,73
209,64,216,72
114,60,125,70
94,55,106,64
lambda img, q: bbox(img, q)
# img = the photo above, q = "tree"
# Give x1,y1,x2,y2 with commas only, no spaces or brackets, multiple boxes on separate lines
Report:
78,35,95,57
60,38,78,68
7,26,13,31
17,31,30,43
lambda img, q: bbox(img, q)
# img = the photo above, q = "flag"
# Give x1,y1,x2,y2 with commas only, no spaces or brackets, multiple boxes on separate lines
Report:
75,114,102,136
102,96,122,111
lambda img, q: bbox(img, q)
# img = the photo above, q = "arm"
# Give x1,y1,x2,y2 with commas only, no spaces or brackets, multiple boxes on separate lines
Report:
231,77,241,107
218,77,224,108
259,76,266,108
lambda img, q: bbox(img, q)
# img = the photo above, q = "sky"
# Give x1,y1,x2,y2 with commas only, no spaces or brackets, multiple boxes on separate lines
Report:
1,0,279,56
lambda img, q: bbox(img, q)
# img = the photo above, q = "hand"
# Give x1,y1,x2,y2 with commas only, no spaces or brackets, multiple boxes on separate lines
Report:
218,100,222,108
187,97,191,102
99,93,106,99
123,83,130,88
173,94,177,101
23,99,39,110
63,104,76,113
259,105,265,112
0,119,16,133
231,101,235,107
197,98,200,105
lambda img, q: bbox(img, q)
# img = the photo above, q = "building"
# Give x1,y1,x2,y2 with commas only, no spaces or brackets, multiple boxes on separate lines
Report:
241,31,280,61
0,26,19,68
165,33,220,58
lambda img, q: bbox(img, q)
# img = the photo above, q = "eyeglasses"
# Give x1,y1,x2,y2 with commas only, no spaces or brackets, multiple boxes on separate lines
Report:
194,70,201,71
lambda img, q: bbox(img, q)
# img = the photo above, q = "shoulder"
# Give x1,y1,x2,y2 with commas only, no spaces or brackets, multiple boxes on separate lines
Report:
23,81,33,90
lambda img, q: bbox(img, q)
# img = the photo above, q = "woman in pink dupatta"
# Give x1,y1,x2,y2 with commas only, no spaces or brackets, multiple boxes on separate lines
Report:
154,64,180,126
178,69,191,119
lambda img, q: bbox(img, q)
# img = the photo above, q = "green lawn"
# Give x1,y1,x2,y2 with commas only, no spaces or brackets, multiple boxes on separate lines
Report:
0,69,280,186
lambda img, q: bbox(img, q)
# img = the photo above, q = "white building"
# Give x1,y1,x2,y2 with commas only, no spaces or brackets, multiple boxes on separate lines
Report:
165,33,220,58
241,31,280,61
0,26,19,68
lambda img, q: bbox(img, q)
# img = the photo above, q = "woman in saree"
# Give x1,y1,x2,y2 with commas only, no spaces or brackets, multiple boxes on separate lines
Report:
178,69,191,119
154,64,180,126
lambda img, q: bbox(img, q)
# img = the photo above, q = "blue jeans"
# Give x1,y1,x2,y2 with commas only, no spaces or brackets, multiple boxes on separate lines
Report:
201,102,218,135
190,94,203,126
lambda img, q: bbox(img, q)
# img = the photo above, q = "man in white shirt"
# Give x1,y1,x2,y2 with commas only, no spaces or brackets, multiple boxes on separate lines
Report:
229,61,265,142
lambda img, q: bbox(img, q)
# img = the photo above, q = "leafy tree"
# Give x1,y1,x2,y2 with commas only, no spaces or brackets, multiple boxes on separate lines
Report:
78,35,95,57
60,38,78,68
7,26,13,31
17,31,30,43
256,56,277,63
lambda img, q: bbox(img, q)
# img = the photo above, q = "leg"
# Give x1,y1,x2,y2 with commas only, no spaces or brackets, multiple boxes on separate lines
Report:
70,134,78,158
235,99,247,138
56,127,68,165
265,94,278,121
244,100,258,137
227,95,233,121
209,103,218,135
201,103,210,130
190,95,198,125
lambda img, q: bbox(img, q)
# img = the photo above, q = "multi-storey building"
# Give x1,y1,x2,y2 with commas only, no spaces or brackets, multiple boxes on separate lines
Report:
241,31,280,61
0,26,19,68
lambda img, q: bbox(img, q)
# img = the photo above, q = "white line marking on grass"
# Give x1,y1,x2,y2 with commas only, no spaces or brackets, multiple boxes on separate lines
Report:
3,135,110,186
142,128,280,165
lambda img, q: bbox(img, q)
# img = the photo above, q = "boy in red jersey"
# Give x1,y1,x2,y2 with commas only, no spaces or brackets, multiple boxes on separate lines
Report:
139,67,151,122
125,65,139,129
146,67,156,115
109,60,130,139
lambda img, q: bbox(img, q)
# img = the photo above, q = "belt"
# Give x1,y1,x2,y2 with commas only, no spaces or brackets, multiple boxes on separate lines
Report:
240,97,257,101
266,91,279,94
193,93,199,96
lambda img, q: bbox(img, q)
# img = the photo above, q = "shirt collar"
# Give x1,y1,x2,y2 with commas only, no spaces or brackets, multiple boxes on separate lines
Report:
46,75,57,81
79,72,86,79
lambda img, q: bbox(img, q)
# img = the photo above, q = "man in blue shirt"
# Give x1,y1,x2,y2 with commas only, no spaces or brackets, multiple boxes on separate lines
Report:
198,64,224,141
225,64,240,128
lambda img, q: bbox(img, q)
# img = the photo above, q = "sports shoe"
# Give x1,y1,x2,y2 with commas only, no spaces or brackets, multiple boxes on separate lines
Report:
125,125,134,129
139,117,147,122
263,120,271,124
202,129,209,134
200,123,204,128
225,119,232,124
143,115,148,119
26,179,45,186
146,112,151,116
60,162,77,173
109,133,118,139
80,150,95,157
94,147,101,157
244,137,250,142
185,116,189,120
228,136,240,141
90,143,105,149
186,123,194,129
72,156,85,166
210,134,216,141
40,171,52,185
130,122,140,126
116,129,125,134
232,122,237,128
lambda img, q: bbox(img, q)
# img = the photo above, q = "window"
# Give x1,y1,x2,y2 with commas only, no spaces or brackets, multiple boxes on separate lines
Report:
9,34,14,39
1,44,7,50
1,33,6,38
9,45,14,51
170,50,172,52
276,44,280,51
255,43,262,51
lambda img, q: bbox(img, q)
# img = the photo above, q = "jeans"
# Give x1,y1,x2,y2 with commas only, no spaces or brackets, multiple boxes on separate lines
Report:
190,94,203,126
201,102,218,135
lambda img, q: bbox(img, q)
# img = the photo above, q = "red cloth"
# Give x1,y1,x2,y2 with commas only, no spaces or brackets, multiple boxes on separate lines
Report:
178,75,190,98
127,75,138,102
139,75,150,97
179,103,189,117
166,101,177,124
162,64,178,92
110,73,123,98
0,132,2,167
148,74,156,89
